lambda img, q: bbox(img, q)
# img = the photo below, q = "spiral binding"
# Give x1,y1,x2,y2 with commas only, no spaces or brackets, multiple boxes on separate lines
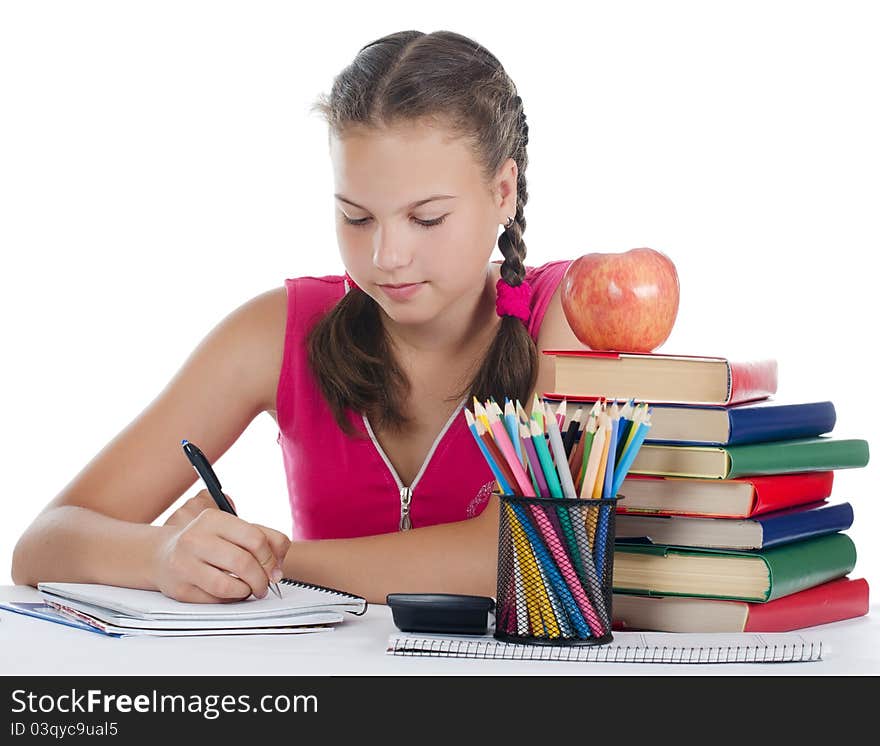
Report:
280,578,368,615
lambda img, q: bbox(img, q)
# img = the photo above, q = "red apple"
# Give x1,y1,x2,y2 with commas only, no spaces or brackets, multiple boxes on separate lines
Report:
560,248,680,352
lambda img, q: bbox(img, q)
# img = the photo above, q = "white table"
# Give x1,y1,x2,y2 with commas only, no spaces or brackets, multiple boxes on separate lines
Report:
1,585,877,675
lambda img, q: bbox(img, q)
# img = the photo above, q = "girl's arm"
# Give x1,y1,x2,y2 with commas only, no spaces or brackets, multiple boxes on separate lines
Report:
282,493,501,605
12,505,173,590
11,286,288,594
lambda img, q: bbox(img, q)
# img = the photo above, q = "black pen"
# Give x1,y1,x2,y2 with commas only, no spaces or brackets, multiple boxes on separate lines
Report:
180,438,282,599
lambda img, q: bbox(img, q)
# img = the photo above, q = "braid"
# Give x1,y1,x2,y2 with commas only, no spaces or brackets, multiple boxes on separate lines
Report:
452,91,538,410
497,94,530,287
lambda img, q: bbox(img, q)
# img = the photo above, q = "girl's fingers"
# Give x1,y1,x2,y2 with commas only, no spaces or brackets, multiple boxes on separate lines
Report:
165,490,225,527
189,559,254,601
252,524,292,570
174,583,228,604
206,514,280,584
195,536,271,599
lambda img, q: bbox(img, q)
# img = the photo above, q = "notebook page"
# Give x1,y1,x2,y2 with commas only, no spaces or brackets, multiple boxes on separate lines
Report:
38,581,365,621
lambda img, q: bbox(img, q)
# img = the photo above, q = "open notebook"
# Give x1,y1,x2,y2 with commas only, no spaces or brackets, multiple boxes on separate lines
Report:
34,578,367,637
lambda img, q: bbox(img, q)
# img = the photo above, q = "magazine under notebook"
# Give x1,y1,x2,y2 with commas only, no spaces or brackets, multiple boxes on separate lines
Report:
37,578,367,625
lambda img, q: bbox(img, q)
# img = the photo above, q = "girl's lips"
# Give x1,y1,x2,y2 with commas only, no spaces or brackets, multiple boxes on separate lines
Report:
378,282,426,300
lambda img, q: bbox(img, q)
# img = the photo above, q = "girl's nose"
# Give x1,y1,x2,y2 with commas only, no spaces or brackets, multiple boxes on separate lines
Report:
372,226,414,273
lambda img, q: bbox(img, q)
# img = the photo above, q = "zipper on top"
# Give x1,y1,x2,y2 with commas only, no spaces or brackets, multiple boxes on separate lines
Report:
363,398,467,532
398,486,413,531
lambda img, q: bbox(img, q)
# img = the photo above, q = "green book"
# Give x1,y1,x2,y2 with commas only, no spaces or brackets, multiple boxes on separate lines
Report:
627,436,869,479
612,532,857,602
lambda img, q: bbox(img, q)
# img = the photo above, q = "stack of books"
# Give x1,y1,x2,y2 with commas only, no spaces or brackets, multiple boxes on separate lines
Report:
542,349,871,633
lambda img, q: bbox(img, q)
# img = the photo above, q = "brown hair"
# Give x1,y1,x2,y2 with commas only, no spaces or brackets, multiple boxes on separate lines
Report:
308,30,536,437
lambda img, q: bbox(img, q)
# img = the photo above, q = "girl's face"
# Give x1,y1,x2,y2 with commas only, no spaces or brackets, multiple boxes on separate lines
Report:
329,121,516,326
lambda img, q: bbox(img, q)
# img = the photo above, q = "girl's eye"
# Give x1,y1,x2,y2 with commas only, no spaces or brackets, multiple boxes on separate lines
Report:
342,215,447,229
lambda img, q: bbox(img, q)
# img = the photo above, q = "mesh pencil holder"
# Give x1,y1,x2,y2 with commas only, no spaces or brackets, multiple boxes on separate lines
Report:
494,492,620,646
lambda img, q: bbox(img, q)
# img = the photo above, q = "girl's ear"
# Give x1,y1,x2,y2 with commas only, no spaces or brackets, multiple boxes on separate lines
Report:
493,157,519,218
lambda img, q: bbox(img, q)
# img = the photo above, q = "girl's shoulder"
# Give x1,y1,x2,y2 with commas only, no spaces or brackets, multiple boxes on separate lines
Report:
281,272,350,316
525,257,573,281
522,258,575,341
225,284,290,414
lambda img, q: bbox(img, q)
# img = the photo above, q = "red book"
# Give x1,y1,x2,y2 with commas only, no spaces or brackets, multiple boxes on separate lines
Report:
616,471,834,518
612,577,870,632
543,350,778,405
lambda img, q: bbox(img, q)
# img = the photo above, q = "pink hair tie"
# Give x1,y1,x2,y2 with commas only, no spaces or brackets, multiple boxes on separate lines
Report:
496,277,532,323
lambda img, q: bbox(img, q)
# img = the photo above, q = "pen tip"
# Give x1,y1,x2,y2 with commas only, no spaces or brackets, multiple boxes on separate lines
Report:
180,439,188,446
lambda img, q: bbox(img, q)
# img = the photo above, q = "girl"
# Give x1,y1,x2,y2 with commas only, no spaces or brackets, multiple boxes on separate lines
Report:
12,30,588,605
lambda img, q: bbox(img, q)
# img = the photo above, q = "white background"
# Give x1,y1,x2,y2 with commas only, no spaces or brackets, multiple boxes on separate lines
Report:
1,1,877,587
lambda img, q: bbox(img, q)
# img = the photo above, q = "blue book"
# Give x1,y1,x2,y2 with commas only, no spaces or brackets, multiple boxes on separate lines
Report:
543,396,836,446
615,501,853,550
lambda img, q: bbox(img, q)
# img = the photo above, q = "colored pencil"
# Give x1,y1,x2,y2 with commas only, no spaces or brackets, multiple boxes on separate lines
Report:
530,393,545,430
486,406,534,496
473,397,493,434
529,419,563,498
519,420,550,498
465,409,513,495
567,420,585,473
580,412,607,500
576,414,598,493
602,401,620,500
620,402,647,455
543,401,578,500
615,398,636,463
506,502,530,636
585,414,612,546
611,410,653,498
468,407,540,635
554,398,567,433
563,406,583,457
502,398,528,472
523,419,567,540
542,407,609,629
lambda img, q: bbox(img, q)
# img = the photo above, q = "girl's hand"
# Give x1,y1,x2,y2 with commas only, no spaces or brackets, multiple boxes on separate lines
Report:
163,489,238,528
153,489,291,603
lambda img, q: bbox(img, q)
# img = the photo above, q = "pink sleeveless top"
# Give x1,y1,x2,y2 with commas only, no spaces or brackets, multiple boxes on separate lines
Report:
275,259,573,540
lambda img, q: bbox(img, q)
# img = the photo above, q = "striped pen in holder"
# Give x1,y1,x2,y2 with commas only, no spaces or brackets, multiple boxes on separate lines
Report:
464,394,652,646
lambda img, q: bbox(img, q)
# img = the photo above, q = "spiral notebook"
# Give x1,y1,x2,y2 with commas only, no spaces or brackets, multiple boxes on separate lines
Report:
387,631,825,663
35,578,367,636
